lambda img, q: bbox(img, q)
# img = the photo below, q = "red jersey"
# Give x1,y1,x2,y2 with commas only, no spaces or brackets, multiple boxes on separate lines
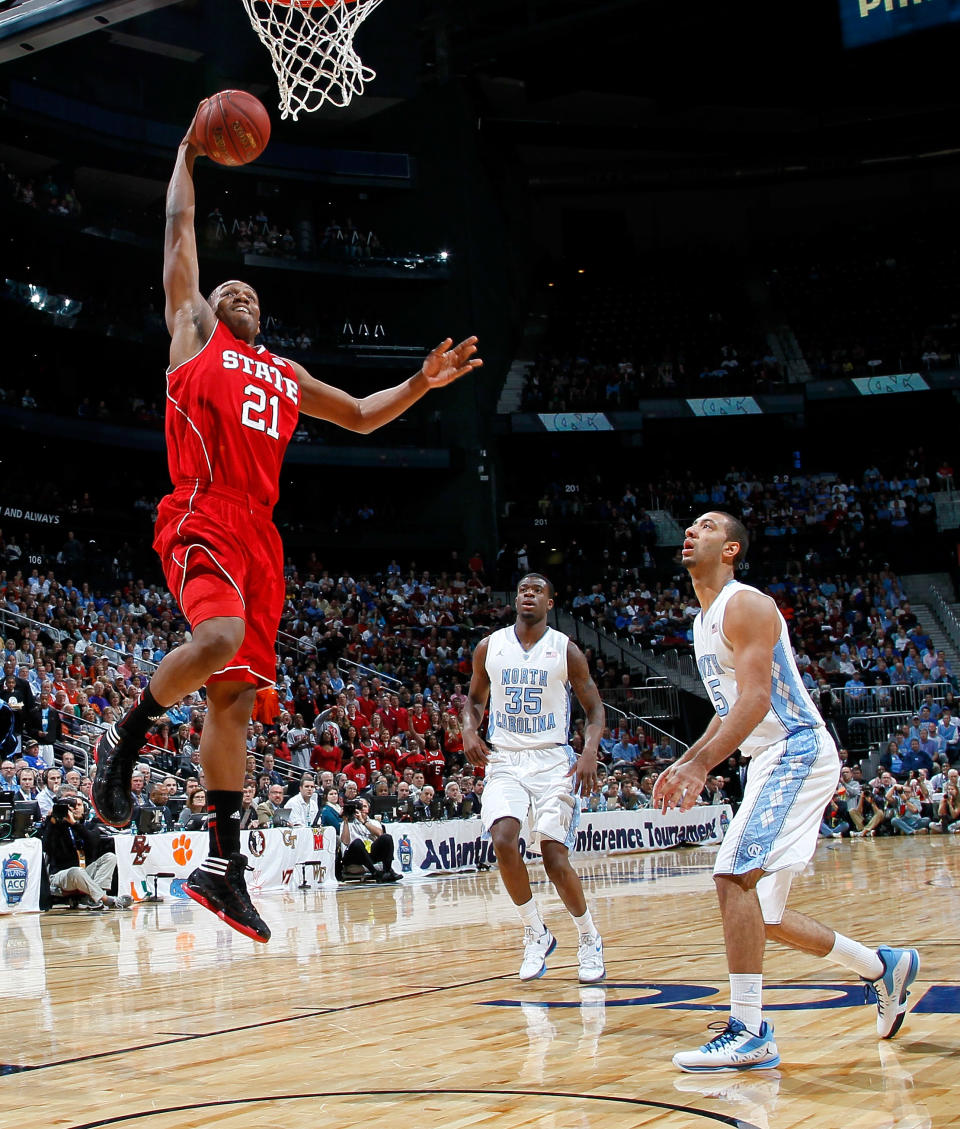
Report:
310,744,341,775
422,747,446,791
165,320,300,508
409,709,431,736
343,761,370,790
356,696,376,724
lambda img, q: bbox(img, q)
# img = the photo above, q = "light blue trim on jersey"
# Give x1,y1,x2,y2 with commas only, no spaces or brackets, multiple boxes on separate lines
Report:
729,728,820,874
769,639,821,732
563,744,581,850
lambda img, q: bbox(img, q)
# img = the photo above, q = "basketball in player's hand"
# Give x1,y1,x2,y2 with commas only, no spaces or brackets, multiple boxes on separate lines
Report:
194,90,271,167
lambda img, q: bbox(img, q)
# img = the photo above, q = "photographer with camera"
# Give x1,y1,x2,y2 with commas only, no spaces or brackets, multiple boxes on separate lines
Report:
42,796,132,910
340,797,401,883
885,778,931,836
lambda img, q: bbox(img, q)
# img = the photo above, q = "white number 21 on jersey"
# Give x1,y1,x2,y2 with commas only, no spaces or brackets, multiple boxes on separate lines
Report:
241,384,280,439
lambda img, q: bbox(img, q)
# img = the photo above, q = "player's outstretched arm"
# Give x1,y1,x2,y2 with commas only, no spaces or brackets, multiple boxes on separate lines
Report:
566,641,602,796
290,337,482,433
462,637,492,768
163,104,215,359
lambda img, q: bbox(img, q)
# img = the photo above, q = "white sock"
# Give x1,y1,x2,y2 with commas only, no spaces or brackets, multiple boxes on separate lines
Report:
826,932,884,980
517,898,545,933
572,908,597,939
729,974,763,1037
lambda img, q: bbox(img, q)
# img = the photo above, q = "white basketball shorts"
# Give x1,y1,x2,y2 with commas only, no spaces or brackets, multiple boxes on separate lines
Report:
481,744,580,849
714,726,840,923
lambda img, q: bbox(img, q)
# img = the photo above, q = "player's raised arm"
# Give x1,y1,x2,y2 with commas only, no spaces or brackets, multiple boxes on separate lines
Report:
289,337,482,434
163,106,215,356
461,636,492,767
565,641,602,796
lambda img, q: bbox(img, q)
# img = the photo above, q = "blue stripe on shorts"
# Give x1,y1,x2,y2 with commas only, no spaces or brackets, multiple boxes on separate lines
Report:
732,728,820,872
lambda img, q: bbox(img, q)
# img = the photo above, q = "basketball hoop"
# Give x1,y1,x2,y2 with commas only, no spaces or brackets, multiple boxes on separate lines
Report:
240,0,386,120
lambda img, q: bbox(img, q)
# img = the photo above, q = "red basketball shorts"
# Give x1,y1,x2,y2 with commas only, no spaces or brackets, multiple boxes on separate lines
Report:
154,482,284,688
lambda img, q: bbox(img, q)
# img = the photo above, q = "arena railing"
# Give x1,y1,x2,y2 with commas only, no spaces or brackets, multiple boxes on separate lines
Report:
337,657,403,689
846,711,912,753
830,681,952,719
624,712,689,760
927,585,960,655
601,684,680,720
0,605,65,645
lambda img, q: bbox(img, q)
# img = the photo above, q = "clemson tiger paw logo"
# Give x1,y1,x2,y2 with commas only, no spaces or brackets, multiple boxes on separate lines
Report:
172,835,193,866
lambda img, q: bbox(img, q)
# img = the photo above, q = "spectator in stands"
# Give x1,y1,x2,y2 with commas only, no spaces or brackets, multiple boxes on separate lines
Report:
0,759,15,792
284,773,319,827
287,713,312,771
700,774,729,806
256,783,287,828
820,790,850,838
901,738,934,778
413,784,436,820
936,782,960,832
15,766,38,800
35,767,62,819
938,708,960,760
142,783,174,832
177,788,206,829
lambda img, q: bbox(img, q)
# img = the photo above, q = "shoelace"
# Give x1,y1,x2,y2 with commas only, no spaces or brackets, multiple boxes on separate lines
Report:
523,925,546,947
703,1020,743,1050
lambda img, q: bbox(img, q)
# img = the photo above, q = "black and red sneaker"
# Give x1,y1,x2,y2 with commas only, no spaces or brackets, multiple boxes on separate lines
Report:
183,853,271,943
91,724,138,828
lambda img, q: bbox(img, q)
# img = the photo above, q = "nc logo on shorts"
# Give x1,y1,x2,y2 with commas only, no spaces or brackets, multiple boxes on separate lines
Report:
747,843,763,858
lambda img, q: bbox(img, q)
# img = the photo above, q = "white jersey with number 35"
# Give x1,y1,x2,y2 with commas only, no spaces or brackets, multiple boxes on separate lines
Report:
485,626,571,751
693,579,821,758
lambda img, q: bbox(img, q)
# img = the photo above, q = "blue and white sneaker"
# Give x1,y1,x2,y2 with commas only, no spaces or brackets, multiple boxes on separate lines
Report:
577,932,606,983
673,1018,780,1073
868,946,920,1039
519,926,556,980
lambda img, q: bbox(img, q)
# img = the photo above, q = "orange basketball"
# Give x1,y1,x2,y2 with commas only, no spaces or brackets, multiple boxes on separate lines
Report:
195,90,271,167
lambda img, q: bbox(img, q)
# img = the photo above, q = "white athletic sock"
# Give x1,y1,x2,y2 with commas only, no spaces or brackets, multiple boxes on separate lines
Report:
729,974,764,1037
826,932,884,980
517,898,545,933
572,908,597,939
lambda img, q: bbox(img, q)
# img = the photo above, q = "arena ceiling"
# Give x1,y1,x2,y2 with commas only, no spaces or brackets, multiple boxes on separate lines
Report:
1,0,959,180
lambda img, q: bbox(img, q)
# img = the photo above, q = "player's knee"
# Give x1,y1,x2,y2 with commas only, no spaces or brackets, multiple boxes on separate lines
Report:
193,618,245,667
489,822,521,860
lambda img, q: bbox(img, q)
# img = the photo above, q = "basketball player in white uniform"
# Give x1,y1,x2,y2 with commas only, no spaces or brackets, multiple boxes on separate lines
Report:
654,512,919,1071
463,573,606,983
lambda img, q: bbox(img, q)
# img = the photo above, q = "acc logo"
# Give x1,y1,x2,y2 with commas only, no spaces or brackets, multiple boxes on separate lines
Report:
168,878,189,899
2,853,28,906
247,829,266,858
747,843,763,858
130,834,152,866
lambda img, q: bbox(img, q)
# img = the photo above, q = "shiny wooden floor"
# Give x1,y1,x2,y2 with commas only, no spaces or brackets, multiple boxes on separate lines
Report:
2,835,958,1129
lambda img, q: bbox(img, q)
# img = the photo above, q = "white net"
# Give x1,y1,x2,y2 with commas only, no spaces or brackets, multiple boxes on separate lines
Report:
240,0,386,120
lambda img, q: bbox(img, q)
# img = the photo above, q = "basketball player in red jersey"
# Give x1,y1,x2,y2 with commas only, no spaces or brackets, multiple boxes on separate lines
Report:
92,105,482,942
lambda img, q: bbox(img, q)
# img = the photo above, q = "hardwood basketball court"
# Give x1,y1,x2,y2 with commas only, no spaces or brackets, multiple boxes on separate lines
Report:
2,835,957,1128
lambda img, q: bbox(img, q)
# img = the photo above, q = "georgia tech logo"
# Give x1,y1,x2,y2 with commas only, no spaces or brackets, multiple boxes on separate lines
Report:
281,829,297,849
247,829,266,858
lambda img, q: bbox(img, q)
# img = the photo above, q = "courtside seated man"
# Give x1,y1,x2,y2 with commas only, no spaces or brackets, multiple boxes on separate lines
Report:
463,573,606,984
92,102,482,943
654,512,919,1071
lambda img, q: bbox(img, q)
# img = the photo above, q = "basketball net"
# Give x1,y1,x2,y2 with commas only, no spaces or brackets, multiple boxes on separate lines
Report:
240,0,385,120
